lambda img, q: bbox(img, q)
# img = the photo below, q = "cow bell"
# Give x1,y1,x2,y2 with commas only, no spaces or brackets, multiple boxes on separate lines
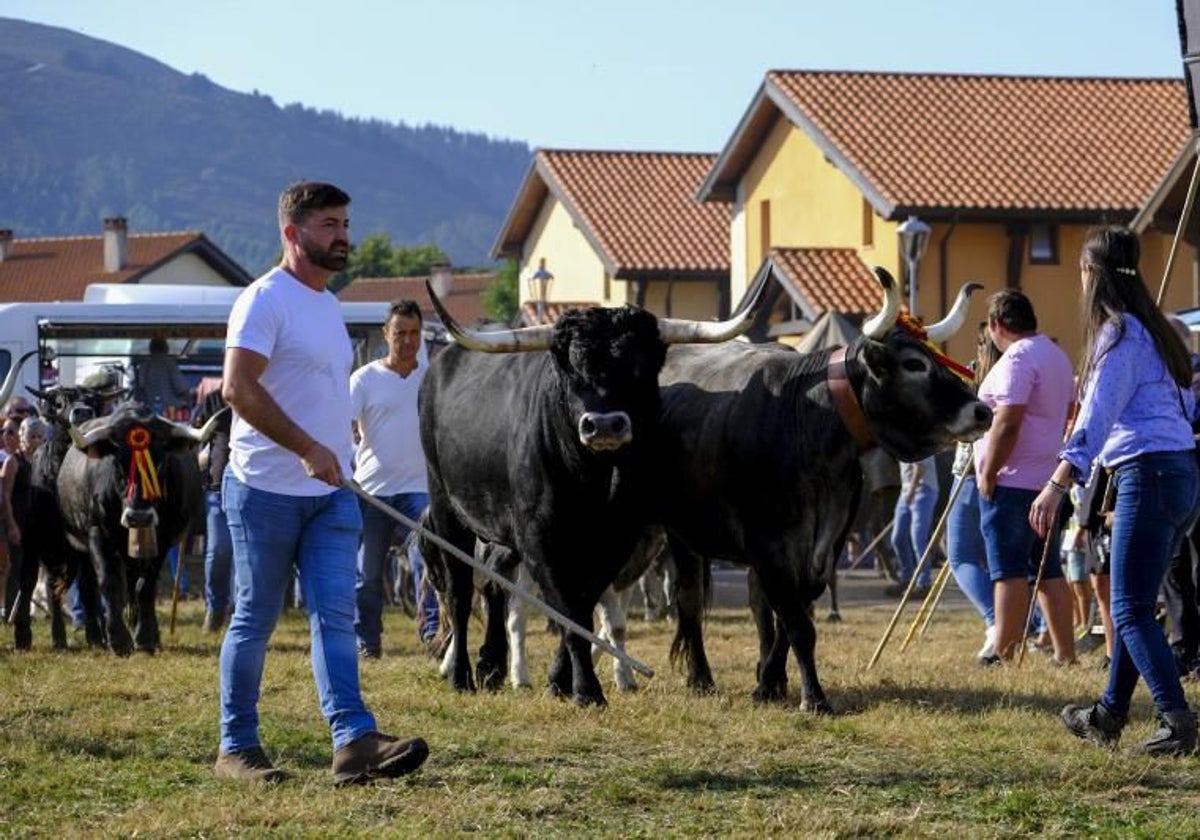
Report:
128,525,158,559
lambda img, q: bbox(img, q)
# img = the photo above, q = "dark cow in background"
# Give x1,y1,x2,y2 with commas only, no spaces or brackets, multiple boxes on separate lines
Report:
57,403,220,655
656,268,991,712
419,285,761,706
11,383,123,650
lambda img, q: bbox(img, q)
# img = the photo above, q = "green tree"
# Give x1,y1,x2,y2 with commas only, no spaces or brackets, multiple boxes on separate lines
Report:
328,235,450,292
482,259,519,324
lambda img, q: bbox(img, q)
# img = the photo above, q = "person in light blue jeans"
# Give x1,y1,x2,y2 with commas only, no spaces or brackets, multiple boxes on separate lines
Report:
216,181,428,784
945,468,995,656
889,455,938,594
356,491,428,656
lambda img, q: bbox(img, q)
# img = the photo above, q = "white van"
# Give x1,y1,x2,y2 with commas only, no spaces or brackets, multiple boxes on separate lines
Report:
0,284,408,404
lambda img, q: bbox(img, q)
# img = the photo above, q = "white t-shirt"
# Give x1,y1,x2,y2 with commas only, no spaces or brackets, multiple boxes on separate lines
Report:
226,267,355,496
350,359,428,496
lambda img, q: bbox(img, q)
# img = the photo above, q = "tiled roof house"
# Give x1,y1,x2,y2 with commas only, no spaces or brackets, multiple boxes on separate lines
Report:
0,217,252,302
492,150,732,321
700,70,1194,357
336,270,495,328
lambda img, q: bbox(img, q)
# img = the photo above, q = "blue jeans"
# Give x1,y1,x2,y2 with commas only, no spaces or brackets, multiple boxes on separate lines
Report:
891,485,936,588
407,539,440,642
219,473,374,753
355,492,428,655
1102,451,1199,718
204,489,234,615
945,476,995,626
981,485,1064,582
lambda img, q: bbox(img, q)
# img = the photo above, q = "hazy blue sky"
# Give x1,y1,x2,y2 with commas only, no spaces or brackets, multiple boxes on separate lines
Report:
1,0,1188,151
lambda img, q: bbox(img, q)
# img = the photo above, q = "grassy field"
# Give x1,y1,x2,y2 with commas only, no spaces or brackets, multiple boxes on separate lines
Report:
3,596,1200,838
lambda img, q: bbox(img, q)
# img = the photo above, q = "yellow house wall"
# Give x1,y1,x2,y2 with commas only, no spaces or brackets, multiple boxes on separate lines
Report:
737,119,901,301
638,280,722,320
731,119,1199,365
521,197,611,306
139,252,233,286
922,224,1197,367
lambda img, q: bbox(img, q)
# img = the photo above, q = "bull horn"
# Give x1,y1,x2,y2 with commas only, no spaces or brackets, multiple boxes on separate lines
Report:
427,280,555,353
657,268,771,345
924,282,984,344
69,421,113,451
0,350,37,410
861,267,902,340
171,406,229,444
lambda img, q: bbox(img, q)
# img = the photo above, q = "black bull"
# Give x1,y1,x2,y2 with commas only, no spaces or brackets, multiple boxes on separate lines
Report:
11,383,121,651
657,269,992,712
56,404,220,655
419,285,762,707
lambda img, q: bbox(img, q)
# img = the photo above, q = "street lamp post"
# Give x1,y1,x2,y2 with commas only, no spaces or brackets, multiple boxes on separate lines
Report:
897,216,931,319
527,258,554,325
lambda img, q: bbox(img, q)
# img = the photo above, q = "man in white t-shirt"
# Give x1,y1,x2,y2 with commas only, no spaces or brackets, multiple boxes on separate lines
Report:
215,181,428,786
350,299,432,658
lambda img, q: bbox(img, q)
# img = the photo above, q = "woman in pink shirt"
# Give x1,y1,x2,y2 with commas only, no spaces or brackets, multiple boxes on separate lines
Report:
975,290,1076,665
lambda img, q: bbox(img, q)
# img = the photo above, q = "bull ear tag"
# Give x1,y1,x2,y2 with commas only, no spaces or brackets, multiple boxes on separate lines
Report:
124,425,162,558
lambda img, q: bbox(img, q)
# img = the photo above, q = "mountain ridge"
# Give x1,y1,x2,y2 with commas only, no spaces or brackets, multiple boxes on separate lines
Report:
0,17,531,273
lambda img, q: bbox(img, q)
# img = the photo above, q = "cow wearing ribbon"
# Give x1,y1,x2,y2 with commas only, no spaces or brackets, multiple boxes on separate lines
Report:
56,402,221,655
655,268,993,712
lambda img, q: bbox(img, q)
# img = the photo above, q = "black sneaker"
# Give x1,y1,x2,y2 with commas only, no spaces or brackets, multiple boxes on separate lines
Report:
1134,709,1198,757
979,653,1003,668
358,644,381,660
1061,701,1125,748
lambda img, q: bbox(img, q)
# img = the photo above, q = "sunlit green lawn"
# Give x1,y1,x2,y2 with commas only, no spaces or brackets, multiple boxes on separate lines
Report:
3,596,1199,838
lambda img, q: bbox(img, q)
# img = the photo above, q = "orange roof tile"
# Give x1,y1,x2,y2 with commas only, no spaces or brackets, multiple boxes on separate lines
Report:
336,272,494,326
702,71,1192,218
494,150,731,276
0,231,249,302
766,247,879,318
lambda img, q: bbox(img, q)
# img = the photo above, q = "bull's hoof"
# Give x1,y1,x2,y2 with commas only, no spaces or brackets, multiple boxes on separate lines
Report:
800,697,835,715
449,672,477,693
108,627,134,657
572,690,608,708
688,678,717,696
545,682,567,700
825,611,842,623
614,679,639,693
752,683,789,704
13,621,32,651
136,644,157,655
476,662,505,692
51,625,67,651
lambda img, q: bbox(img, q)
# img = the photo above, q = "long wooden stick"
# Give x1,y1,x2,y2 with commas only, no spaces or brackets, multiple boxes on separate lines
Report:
847,518,895,571
899,559,953,652
1157,136,1200,307
168,530,190,636
918,555,956,638
1015,506,1060,668
865,471,968,670
344,480,654,679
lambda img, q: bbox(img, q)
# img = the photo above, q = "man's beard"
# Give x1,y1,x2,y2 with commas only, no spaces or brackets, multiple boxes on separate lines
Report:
300,234,349,271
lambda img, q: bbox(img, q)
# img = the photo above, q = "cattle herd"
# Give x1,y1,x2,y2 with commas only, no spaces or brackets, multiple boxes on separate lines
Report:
4,356,223,655
11,269,993,717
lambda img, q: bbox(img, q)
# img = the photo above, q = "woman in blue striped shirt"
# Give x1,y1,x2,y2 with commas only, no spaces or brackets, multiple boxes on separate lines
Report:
1030,225,1199,757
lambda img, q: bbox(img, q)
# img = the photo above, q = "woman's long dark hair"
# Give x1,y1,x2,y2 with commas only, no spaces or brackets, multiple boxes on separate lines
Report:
1078,226,1192,390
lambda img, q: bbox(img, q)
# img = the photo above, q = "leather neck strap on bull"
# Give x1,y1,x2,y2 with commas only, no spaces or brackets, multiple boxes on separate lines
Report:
828,347,877,453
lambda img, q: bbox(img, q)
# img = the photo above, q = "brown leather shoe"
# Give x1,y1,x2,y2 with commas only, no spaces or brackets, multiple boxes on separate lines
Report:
214,746,288,783
332,732,429,786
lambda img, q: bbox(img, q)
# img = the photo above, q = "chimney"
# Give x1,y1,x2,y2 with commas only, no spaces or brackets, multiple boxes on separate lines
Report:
103,217,128,272
0,230,11,262
429,261,454,298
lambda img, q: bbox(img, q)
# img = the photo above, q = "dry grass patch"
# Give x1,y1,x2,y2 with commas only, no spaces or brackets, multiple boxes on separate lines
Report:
3,598,1200,837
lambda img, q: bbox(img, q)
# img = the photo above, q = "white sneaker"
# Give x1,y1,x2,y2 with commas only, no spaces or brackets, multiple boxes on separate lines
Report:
977,626,997,660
